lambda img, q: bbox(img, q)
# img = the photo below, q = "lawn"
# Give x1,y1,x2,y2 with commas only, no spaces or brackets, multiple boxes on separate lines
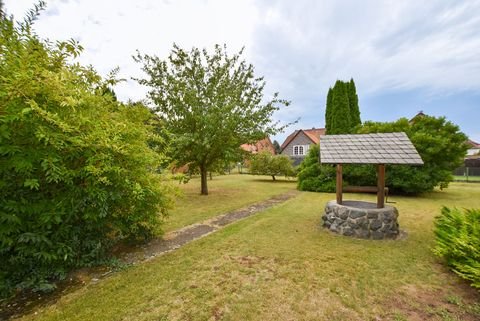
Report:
162,174,296,233
453,175,480,182
15,179,480,321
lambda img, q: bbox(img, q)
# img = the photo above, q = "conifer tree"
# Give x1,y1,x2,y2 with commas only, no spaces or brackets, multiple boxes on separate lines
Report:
347,79,361,127
329,81,352,134
325,79,361,134
325,87,333,134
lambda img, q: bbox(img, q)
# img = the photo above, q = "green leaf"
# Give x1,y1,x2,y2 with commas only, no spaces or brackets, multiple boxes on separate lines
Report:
23,178,40,190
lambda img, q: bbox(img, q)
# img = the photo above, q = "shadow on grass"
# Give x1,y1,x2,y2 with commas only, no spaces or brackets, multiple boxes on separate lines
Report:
250,178,298,184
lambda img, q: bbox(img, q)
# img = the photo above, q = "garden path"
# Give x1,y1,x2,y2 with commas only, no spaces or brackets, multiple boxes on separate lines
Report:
121,190,299,264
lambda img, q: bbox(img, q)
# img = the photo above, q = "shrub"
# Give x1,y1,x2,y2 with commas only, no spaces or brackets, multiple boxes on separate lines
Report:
297,115,469,195
357,116,468,194
249,152,295,181
297,145,337,192
433,207,480,289
0,6,175,297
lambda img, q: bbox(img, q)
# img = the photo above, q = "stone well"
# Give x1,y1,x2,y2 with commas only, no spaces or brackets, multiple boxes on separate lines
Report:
322,200,399,240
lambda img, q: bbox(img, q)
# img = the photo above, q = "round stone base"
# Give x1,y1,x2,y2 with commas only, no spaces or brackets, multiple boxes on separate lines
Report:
322,200,399,240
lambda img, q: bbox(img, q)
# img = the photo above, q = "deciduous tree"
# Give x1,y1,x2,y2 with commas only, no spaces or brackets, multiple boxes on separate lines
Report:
356,115,468,193
249,152,295,181
135,44,290,194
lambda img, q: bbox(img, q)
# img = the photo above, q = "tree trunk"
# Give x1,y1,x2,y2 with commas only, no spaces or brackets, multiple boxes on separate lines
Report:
209,172,213,180
200,166,208,195
272,175,276,181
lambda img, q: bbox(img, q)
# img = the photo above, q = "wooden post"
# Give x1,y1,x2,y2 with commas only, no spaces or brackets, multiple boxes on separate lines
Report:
336,164,343,205
377,164,385,208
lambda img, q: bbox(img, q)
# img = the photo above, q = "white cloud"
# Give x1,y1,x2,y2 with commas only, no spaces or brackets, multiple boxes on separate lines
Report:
4,0,480,142
4,0,259,101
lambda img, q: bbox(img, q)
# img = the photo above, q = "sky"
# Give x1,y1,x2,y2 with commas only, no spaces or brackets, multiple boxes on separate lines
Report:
4,0,480,144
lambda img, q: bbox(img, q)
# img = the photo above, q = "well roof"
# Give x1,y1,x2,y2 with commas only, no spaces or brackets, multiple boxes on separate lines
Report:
319,132,423,165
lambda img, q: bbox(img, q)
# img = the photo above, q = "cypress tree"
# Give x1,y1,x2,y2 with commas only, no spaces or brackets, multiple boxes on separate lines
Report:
347,78,361,127
325,87,333,134
325,78,361,134
329,80,352,134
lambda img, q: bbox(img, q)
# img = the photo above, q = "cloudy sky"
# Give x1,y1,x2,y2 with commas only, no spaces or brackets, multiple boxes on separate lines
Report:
4,0,480,144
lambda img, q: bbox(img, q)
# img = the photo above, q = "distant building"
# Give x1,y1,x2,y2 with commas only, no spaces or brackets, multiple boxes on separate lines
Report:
280,128,325,165
409,110,427,123
466,139,480,156
240,137,275,155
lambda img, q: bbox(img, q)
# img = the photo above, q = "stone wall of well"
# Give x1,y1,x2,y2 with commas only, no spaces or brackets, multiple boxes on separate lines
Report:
322,201,400,239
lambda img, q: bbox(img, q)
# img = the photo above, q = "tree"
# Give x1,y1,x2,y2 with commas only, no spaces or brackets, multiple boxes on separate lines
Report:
325,87,333,133
272,140,282,154
249,152,295,181
347,79,361,127
356,115,468,193
300,115,468,194
135,44,290,195
325,79,361,134
0,0,5,19
0,4,175,296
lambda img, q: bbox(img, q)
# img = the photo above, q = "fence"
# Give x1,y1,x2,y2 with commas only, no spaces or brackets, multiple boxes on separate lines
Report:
453,166,480,182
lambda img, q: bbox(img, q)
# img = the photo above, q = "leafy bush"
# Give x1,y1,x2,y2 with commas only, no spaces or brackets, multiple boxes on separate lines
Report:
0,6,175,297
297,114,467,195
433,207,480,289
249,151,295,181
357,116,468,194
297,145,336,192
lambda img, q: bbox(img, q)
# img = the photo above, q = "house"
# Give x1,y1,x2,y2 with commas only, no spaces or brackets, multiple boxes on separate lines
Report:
280,128,325,165
466,139,480,156
241,137,276,155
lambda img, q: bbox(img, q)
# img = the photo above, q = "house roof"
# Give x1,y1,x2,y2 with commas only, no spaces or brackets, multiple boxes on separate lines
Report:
241,137,274,154
319,132,424,165
466,139,480,148
280,128,325,151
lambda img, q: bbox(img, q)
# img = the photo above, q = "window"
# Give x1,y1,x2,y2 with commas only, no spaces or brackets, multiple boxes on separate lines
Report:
293,145,309,156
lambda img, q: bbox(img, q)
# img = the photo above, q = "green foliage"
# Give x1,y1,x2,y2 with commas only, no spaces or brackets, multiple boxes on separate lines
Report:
249,151,295,181
272,140,281,154
325,88,333,133
297,145,336,192
357,115,468,193
434,207,480,289
325,79,361,134
298,115,467,194
134,44,291,195
347,79,361,127
0,7,175,297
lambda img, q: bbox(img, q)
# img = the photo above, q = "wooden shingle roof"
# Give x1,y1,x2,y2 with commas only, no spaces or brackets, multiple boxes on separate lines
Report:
319,132,423,165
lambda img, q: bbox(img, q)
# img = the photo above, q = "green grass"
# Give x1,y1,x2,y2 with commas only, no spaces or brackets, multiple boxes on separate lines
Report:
162,174,296,232
453,175,480,182
17,181,480,321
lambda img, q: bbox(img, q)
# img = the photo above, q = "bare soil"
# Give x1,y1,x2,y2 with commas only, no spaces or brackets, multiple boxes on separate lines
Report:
382,278,480,320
